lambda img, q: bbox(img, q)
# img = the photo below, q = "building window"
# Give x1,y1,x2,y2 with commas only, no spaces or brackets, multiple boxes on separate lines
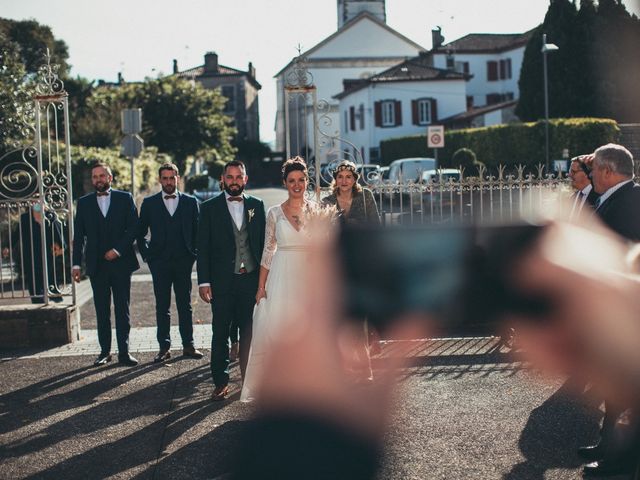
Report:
487,61,498,81
466,96,474,109
446,54,455,69
412,98,437,125
359,104,365,130
221,85,236,113
375,100,401,127
499,59,512,79
418,99,431,125
350,106,356,131
369,147,380,162
462,61,470,74
486,92,514,105
381,101,395,126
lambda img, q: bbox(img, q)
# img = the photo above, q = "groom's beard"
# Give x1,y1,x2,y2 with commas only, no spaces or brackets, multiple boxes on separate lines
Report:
224,183,245,197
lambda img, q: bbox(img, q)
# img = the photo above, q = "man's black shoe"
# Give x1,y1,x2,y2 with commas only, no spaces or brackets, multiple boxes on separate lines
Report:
583,459,634,477
577,443,606,463
154,349,171,363
93,353,112,366
118,353,139,366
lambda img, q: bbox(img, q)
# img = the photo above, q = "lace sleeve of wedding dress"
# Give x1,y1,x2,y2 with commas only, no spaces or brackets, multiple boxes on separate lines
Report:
260,206,278,269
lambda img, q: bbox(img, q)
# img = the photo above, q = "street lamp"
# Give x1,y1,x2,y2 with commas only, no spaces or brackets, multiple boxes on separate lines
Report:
541,33,559,171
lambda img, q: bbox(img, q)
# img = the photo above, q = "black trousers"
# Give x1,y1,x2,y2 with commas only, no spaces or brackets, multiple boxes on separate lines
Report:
210,271,257,387
90,261,132,355
149,256,195,350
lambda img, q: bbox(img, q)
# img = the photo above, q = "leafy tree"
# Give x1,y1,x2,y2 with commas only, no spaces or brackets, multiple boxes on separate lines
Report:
516,0,640,122
87,77,236,173
0,18,69,76
0,33,32,152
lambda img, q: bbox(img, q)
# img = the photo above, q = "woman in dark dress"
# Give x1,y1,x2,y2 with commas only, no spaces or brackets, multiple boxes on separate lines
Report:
322,161,380,225
323,160,381,381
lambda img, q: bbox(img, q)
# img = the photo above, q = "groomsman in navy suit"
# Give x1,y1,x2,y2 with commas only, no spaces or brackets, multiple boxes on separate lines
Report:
72,163,139,366
137,163,203,363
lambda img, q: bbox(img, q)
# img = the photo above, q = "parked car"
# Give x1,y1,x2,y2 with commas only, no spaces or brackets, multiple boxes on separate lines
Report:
387,158,437,184
420,168,462,184
356,164,382,186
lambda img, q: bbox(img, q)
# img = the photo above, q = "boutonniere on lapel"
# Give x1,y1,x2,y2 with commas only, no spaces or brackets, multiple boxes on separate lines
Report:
247,208,255,223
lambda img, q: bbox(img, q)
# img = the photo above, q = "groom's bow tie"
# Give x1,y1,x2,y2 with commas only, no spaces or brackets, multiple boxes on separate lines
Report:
164,194,176,199
227,196,243,202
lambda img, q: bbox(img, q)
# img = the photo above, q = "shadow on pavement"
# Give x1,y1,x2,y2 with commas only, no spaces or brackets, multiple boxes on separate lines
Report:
503,380,603,480
0,357,247,479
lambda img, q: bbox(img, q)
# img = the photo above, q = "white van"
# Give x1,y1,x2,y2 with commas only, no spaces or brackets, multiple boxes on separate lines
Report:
387,158,437,184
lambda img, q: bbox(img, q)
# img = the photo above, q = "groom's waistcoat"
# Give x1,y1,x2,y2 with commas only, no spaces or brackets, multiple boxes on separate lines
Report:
231,218,257,274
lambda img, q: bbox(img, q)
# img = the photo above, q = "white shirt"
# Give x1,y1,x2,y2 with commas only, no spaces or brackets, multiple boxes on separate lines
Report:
570,183,593,219
595,179,633,211
225,191,244,230
162,191,179,216
96,189,111,217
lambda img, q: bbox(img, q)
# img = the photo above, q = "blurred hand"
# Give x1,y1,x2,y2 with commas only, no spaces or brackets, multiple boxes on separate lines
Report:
255,288,266,304
255,226,429,439
51,243,63,257
199,286,212,303
72,267,81,283
103,249,119,261
508,219,640,403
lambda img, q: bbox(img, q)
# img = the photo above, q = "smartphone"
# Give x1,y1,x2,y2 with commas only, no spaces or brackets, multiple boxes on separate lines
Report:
337,223,548,333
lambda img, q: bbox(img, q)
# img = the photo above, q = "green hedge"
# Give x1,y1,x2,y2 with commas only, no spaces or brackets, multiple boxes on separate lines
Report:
380,118,620,169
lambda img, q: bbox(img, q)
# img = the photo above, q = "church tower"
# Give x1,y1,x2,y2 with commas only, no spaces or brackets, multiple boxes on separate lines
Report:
337,0,386,28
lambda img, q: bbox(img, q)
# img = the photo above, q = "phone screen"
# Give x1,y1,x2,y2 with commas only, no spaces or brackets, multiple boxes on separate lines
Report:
338,223,546,332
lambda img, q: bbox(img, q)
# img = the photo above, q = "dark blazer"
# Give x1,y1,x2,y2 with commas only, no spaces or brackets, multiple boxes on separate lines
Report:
596,181,640,242
16,210,64,285
72,189,140,276
196,193,266,294
137,191,199,262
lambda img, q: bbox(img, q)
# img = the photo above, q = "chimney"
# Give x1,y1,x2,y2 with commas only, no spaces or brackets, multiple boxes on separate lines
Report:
432,26,445,49
173,59,179,74
248,61,256,79
204,52,218,73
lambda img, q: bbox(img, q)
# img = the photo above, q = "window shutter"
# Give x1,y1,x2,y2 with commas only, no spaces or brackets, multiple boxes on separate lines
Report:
463,62,470,75
499,60,506,79
349,106,356,131
411,100,418,125
430,99,438,123
394,100,402,126
507,59,512,79
487,61,497,81
374,101,382,127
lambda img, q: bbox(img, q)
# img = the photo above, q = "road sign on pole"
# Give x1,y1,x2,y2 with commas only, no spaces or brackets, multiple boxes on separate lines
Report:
121,108,142,135
427,125,445,148
121,134,144,158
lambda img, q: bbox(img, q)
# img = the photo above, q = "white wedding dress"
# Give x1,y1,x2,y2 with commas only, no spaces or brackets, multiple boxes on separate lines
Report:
240,205,310,402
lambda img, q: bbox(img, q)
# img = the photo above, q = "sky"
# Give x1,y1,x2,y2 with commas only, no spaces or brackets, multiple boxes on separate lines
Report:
2,0,639,145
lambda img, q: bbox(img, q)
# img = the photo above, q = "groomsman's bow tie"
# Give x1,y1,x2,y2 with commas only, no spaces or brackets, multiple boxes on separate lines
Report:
227,196,243,202
96,192,109,197
164,194,176,199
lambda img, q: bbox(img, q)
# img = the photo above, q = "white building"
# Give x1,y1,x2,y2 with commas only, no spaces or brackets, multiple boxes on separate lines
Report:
274,3,425,164
334,54,468,163
430,29,534,109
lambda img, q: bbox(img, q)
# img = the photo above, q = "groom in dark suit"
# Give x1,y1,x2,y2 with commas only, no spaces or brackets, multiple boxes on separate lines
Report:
72,163,139,366
137,162,203,363
197,160,266,401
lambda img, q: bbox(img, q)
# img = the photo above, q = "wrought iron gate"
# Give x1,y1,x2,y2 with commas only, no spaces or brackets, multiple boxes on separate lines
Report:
0,51,75,305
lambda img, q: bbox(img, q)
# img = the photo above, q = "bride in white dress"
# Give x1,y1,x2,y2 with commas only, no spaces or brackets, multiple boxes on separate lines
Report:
241,157,312,402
